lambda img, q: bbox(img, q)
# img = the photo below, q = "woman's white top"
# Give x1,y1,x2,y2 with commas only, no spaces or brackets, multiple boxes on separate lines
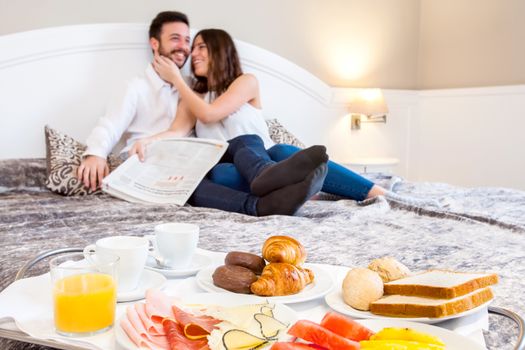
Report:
195,93,275,149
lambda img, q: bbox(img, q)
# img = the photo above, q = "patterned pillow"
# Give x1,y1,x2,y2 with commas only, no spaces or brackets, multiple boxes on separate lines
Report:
265,119,305,148
45,126,123,196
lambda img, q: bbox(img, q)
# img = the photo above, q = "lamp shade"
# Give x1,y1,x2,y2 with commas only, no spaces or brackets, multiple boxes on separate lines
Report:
349,89,388,116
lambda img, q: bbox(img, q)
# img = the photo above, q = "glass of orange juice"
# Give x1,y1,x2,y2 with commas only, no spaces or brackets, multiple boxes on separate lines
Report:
50,252,118,336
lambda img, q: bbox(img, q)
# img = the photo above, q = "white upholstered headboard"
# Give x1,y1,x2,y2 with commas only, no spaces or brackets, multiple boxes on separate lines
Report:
0,23,347,160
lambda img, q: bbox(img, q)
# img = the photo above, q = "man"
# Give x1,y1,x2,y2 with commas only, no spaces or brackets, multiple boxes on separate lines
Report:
77,11,327,216
78,11,193,191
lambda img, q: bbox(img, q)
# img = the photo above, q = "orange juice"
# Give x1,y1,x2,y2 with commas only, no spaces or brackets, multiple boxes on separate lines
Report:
53,273,116,334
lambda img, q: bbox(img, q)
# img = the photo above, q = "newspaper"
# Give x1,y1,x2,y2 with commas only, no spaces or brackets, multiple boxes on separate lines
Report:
102,138,228,205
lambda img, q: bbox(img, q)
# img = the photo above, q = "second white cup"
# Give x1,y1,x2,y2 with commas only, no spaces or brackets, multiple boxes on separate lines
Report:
148,223,199,269
83,236,149,292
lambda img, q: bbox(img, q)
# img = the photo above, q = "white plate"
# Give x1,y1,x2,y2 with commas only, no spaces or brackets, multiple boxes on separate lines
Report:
117,269,166,303
325,290,491,324
115,292,297,350
358,319,486,350
145,252,213,278
196,264,334,304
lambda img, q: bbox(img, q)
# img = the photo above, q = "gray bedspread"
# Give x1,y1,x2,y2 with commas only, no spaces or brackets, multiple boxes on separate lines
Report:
1,159,524,349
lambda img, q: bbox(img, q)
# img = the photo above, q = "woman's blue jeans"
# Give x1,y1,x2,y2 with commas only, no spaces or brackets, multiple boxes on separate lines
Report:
208,142,374,201
188,134,276,215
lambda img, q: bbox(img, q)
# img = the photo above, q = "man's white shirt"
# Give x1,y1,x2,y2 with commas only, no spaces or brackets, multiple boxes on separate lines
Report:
84,64,180,158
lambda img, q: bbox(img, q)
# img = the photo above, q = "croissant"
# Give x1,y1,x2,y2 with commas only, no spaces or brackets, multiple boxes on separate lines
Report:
250,262,314,296
262,235,306,265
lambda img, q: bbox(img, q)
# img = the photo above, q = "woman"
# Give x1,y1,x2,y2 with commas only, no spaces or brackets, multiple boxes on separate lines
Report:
131,29,385,201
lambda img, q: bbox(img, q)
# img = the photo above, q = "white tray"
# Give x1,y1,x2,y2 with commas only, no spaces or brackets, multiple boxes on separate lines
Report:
0,249,505,350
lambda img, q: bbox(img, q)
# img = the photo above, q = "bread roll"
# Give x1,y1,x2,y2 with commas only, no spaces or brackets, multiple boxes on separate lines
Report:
342,268,384,311
368,257,411,283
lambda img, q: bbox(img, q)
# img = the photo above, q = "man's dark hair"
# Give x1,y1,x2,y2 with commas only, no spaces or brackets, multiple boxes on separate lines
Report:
149,11,189,40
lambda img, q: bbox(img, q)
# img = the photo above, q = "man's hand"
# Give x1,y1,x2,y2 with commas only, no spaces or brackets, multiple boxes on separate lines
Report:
128,138,154,162
77,155,109,191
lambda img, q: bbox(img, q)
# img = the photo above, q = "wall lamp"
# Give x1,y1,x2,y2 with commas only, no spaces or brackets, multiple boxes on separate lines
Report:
349,89,388,130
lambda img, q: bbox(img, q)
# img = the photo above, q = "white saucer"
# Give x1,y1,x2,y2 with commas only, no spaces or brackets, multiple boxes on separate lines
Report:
144,251,213,278
117,269,166,303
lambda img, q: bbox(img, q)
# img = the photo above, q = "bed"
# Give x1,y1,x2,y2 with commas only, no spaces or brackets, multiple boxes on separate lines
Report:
1,23,524,350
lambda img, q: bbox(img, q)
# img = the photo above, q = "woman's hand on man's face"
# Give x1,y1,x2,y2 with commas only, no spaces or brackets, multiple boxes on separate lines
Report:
153,50,182,85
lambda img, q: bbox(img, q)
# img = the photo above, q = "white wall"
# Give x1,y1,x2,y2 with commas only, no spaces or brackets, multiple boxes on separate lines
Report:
4,0,525,90
418,0,525,89
328,89,417,181
328,85,525,191
0,0,421,89
412,85,525,190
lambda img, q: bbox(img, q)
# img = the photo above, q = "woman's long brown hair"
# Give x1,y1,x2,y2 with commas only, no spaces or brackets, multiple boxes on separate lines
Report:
192,29,243,96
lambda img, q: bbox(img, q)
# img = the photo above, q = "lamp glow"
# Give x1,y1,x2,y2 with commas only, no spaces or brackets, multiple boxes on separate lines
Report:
349,89,388,130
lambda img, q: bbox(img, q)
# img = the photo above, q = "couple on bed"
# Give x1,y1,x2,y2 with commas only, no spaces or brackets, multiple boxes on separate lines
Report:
77,11,386,216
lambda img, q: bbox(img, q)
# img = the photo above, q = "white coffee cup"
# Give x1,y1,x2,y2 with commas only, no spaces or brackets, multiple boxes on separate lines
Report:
148,223,199,269
83,236,149,292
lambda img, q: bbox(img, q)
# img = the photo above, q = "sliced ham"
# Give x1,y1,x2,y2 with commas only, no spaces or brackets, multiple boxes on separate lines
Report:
137,301,165,336
172,305,221,339
163,318,210,350
146,289,175,324
120,316,169,350
121,289,219,350
125,304,169,349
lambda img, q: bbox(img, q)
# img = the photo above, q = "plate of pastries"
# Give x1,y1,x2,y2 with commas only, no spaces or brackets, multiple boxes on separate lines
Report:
195,235,334,303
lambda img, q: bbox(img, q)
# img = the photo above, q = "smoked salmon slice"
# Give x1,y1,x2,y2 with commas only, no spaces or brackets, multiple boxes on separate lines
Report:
320,311,374,341
287,320,360,350
271,342,327,349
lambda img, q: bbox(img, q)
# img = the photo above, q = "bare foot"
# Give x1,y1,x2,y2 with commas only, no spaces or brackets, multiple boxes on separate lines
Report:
366,185,386,199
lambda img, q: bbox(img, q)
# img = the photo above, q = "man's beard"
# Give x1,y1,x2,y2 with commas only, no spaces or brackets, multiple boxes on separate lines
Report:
158,44,189,68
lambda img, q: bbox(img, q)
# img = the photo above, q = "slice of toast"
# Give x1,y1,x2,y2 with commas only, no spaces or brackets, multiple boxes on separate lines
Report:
384,270,498,299
370,287,493,318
